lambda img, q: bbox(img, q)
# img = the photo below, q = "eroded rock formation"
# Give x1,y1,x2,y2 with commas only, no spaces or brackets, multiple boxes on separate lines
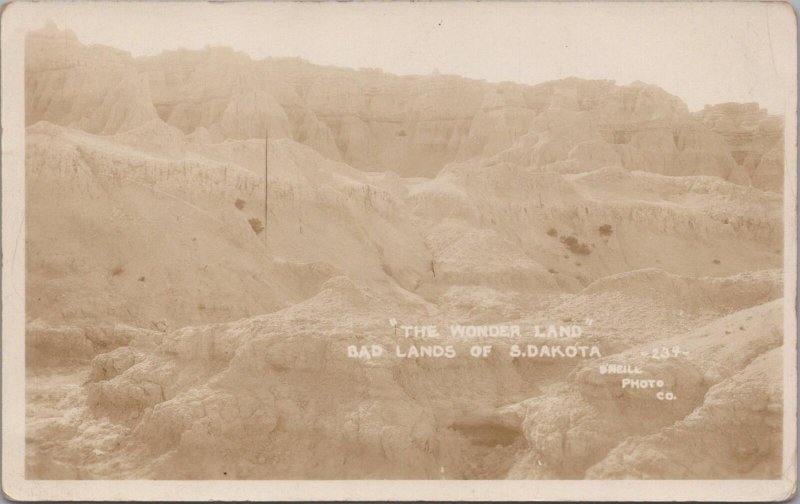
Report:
25,23,786,481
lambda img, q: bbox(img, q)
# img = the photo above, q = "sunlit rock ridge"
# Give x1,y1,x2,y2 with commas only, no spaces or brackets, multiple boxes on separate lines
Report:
27,22,783,188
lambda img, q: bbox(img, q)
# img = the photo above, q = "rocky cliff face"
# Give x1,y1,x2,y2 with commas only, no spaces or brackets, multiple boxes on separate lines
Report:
26,25,784,189
26,22,160,135
24,24,783,346
696,103,785,191
26,275,783,479
505,299,783,479
25,118,782,331
25,23,786,481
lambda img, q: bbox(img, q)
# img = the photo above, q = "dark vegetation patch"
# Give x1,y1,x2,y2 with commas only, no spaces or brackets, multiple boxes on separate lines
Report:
598,224,613,236
111,266,124,276
546,228,558,237
248,218,264,234
234,198,246,210
560,235,591,255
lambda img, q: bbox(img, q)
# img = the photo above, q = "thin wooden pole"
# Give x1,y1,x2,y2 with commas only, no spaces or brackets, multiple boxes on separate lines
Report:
264,128,269,247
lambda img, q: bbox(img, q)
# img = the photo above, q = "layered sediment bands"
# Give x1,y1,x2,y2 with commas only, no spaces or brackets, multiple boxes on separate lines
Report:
408,163,780,299
25,119,782,328
27,25,784,189
505,300,783,479
69,281,527,478
586,347,783,479
26,22,159,135
26,321,164,366
26,123,432,328
27,117,781,332
25,273,782,479
25,23,785,481
696,103,785,191
582,268,782,314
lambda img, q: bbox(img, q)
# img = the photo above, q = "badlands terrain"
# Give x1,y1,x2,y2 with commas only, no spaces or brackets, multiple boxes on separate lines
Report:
26,22,785,479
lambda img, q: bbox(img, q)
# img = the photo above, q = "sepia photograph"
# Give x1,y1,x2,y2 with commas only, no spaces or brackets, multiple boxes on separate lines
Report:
1,1,797,501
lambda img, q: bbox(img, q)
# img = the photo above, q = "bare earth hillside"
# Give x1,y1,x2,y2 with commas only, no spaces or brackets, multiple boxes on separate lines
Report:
25,23,785,480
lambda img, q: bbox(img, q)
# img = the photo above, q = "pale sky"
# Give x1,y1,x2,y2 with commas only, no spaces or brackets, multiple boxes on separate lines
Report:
7,1,797,113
